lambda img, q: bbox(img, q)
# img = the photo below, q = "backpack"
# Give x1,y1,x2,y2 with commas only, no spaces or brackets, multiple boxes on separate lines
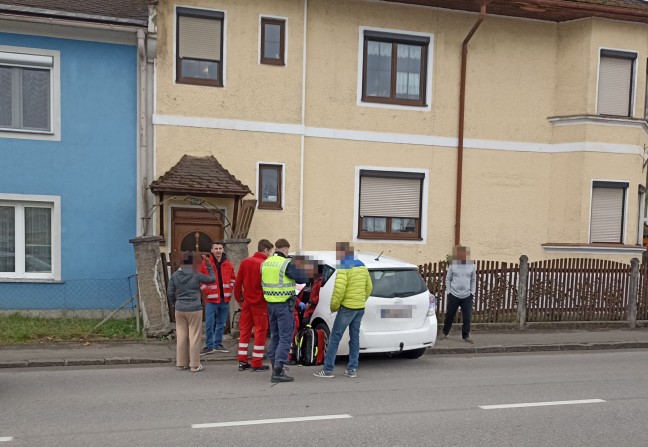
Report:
296,325,326,366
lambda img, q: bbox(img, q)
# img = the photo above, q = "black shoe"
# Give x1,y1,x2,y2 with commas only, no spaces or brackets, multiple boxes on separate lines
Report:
200,347,215,355
251,365,270,372
271,366,294,383
238,362,251,371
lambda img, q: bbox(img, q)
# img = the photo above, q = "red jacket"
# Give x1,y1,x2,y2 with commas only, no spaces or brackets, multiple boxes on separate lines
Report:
233,252,268,306
200,255,236,304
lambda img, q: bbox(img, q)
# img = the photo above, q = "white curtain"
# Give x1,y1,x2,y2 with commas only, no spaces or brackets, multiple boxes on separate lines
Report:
396,45,421,97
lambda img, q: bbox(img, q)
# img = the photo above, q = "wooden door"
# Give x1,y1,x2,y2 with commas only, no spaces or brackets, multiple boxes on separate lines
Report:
171,208,224,271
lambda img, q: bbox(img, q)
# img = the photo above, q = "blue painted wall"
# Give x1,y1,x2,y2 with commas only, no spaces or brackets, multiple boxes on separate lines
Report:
0,32,138,310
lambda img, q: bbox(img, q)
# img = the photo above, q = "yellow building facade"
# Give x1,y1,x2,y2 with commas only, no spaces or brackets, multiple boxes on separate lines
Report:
150,0,648,265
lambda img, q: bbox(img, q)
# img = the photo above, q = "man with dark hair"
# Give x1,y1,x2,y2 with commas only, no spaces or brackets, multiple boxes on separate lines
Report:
234,239,274,372
199,241,236,354
261,238,309,383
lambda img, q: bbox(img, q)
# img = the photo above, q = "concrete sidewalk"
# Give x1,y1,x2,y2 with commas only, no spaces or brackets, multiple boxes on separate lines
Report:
1,328,648,369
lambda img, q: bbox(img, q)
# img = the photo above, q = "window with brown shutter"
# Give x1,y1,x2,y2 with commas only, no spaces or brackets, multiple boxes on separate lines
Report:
597,50,636,117
358,170,424,240
590,181,628,243
176,8,224,87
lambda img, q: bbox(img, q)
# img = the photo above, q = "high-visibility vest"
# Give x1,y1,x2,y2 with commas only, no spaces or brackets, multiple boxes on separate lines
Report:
261,255,296,303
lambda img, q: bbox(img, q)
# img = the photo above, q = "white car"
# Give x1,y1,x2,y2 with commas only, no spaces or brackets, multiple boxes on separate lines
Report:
299,251,437,359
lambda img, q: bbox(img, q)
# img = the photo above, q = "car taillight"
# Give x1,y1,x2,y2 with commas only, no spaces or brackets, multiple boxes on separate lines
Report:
427,293,436,316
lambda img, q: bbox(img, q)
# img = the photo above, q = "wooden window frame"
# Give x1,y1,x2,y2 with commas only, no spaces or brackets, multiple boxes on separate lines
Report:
357,171,424,241
361,34,428,107
176,8,224,87
260,18,285,66
597,49,636,118
258,164,283,210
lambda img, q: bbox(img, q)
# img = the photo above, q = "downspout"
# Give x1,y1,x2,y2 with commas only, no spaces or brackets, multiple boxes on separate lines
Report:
298,0,308,249
454,0,491,246
137,29,147,236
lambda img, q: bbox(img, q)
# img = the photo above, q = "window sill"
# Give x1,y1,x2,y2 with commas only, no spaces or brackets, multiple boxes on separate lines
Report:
0,128,59,141
258,206,283,211
547,114,648,133
542,242,645,255
0,277,63,284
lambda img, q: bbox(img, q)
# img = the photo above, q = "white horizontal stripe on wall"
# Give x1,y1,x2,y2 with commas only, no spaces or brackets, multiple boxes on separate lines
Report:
152,114,644,156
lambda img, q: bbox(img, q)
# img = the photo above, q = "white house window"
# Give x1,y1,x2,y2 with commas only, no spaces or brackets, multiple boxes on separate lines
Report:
597,50,636,117
0,51,53,132
0,195,60,280
590,181,628,244
358,170,423,240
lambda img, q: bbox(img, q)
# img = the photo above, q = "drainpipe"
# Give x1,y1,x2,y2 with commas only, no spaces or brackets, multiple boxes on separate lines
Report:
137,29,148,236
454,0,491,246
298,0,308,249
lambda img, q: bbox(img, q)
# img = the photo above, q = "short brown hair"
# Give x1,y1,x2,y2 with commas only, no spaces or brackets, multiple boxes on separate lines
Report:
212,241,224,248
258,239,274,252
275,238,290,249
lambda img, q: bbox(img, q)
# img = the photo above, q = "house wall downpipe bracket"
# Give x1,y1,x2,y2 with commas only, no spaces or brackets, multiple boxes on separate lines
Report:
455,0,492,247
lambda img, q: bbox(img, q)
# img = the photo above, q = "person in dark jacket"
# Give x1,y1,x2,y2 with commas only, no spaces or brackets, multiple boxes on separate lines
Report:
167,252,215,372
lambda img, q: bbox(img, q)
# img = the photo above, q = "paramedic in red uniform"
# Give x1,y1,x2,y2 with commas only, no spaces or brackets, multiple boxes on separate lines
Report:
233,239,274,371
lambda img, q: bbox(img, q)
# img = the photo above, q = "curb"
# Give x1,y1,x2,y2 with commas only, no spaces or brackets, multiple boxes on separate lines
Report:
426,341,648,356
1,342,647,369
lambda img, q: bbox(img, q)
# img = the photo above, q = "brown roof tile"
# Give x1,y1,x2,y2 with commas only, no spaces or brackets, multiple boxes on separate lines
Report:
150,155,252,198
0,0,149,26
387,0,648,23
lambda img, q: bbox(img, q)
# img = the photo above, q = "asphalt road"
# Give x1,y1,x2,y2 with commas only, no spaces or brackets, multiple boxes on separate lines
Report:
1,350,647,446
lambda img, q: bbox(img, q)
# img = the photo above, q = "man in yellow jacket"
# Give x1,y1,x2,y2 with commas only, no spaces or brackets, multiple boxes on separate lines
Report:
314,242,372,379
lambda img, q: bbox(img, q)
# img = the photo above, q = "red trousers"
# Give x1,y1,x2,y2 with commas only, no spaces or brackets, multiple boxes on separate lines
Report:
237,302,269,368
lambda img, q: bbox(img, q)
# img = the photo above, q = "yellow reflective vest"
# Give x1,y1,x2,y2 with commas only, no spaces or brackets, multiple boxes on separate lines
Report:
261,254,296,303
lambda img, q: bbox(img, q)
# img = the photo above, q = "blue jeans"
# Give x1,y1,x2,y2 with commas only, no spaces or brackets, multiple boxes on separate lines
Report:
323,306,365,373
266,302,294,368
205,302,229,349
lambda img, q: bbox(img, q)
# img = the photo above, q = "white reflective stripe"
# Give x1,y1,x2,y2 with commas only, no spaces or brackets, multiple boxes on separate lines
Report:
239,343,249,348
252,352,264,358
238,350,248,355
261,282,295,289
253,345,265,350
224,293,232,297
206,294,219,298
223,284,231,289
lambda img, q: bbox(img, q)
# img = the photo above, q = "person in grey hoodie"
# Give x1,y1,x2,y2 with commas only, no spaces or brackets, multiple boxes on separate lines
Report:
440,245,476,343
168,252,215,372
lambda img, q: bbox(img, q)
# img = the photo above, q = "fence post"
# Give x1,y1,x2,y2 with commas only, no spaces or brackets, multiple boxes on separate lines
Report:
517,255,528,330
628,258,639,328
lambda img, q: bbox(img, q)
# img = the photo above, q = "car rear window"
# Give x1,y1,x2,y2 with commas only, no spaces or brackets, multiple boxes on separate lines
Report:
369,269,428,298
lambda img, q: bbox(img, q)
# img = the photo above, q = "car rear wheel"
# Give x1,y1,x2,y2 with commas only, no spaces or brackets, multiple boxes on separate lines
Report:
401,347,427,359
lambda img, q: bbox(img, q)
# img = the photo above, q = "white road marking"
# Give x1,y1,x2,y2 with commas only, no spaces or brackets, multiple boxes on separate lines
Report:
0,437,13,442
480,399,606,410
192,414,352,429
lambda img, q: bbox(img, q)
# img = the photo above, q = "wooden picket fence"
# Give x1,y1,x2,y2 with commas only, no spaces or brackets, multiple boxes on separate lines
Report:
526,258,631,322
420,257,648,324
419,260,519,323
637,263,648,321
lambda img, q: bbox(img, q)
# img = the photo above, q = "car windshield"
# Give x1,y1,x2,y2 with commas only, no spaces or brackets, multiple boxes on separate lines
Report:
369,269,428,298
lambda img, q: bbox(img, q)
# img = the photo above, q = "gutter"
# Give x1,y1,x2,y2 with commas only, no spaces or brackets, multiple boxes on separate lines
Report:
0,4,147,27
455,0,492,246
530,0,648,20
0,12,145,32
299,0,308,249
137,30,148,237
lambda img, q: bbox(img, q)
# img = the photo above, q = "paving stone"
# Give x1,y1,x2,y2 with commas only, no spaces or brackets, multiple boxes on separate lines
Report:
28,360,65,367
476,345,505,354
529,344,561,352
105,357,131,365
0,361,28,368
66,359,105,366
129,357,172,364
